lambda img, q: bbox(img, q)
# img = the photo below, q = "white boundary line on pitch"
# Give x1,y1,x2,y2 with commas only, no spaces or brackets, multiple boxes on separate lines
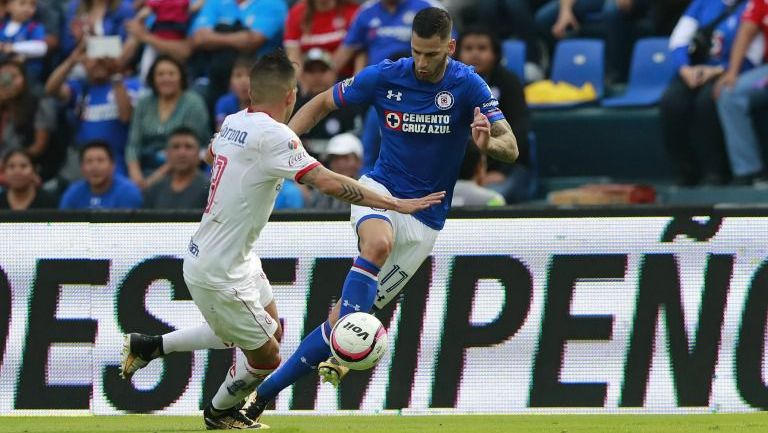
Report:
2,408,764,417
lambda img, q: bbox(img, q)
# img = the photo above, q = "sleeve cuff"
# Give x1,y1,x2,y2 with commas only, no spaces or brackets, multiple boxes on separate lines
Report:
333,83,345,107
487,110,506,123
294,161,322,183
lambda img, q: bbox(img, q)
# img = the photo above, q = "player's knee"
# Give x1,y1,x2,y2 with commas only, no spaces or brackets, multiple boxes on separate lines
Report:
257,338,281,367
267,351,282,368
359,236,393,265
328,309,340,326
273,323,283,343
327,302,341,326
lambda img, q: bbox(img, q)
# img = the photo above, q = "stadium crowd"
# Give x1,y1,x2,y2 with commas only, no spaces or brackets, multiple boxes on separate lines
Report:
0,0,766,211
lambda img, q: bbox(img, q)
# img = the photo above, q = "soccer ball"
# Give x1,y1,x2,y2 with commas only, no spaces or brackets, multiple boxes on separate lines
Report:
330,312,388,371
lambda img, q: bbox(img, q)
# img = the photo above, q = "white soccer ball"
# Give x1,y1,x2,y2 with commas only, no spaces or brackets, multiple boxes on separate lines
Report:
330,312,388,371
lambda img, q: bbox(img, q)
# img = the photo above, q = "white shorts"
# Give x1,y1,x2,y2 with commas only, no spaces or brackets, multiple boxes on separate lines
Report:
351,176,440,309
184,270,278,351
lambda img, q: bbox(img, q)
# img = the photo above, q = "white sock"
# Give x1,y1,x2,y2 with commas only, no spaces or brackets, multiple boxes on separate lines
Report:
211,351,277,410
162,323,230,354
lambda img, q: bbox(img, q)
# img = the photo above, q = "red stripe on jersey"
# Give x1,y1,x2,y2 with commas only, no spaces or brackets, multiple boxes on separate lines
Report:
294,161,322,183
246,108,275,119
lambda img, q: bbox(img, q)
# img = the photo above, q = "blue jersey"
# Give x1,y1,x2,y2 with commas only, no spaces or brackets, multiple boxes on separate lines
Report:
63,0,133,54
0,18,45,43
0,18,45,78
670,0,754,69
215,92,241,127
332,57,505,230
190,0,286,57
68,78,141,176
343,0,441,65
59,175,143,210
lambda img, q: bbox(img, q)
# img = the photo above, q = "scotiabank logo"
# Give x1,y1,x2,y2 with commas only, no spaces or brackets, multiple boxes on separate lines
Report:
384,110,402,130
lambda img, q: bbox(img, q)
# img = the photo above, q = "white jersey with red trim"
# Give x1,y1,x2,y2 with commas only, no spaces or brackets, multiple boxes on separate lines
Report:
183,109,320,289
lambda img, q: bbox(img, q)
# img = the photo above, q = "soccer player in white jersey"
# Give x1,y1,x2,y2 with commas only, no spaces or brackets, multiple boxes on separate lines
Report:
119,50,444,430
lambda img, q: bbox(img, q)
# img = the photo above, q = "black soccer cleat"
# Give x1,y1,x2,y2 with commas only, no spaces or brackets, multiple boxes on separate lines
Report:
242,393,271,424
203,404,269,430
119,333,163,380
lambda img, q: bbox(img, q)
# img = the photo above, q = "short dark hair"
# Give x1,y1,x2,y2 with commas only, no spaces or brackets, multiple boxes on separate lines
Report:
459,142,481,180
169,126,200,146
412,7,452,40
146,55,189,95
79,140,113,163
456,27,502,64
249,49,297,104
232,56,256,73
1,148,33,166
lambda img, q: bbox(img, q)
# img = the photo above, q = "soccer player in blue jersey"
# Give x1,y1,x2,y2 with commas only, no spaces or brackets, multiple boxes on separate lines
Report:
243,7,518,422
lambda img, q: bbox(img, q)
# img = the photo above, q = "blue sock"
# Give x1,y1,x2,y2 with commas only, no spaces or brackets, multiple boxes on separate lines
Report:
256,257,380,402
340,257,380,317
256,322,331,401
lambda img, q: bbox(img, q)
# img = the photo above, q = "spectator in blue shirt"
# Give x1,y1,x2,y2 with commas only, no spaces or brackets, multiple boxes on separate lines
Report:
660,0,757,186
59,140,143,209
189,0,286,110
0,0,48,81
214,56,252,129
45,41,139,176
332,0,441,72
62,0,134,56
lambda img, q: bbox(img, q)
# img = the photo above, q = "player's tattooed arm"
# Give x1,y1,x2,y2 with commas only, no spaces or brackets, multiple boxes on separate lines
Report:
298,165,445,214
471,107,519,163
288,88,338,136
485,119,519,163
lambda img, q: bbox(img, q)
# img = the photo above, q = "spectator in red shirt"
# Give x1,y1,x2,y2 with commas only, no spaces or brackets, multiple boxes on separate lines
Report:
283,0,359,76
145,0,189,40
715,0,768,185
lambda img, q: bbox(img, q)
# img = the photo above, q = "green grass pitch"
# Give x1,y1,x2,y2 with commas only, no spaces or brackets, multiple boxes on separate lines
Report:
1,414,768,433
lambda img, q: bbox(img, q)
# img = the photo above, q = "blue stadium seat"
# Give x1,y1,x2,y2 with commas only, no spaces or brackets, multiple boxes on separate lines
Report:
501,39,525,81
551,38,604,98
529,39,604,109
602,37,675,107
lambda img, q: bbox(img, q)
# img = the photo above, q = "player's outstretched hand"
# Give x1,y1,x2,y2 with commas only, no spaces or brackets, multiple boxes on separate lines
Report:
471,107,491,152
393,191,446,214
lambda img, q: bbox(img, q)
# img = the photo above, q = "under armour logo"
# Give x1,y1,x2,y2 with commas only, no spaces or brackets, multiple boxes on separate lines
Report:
300,356,316,369
343,299,361,311
386,90,402,101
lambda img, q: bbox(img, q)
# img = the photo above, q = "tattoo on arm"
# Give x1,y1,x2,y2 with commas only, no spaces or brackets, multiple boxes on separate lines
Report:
299,165,366,204
487,119,518,163
491,119,512,138
337,183,364,203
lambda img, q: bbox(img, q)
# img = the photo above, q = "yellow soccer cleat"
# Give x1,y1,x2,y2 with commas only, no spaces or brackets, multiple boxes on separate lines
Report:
318,357,350,388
